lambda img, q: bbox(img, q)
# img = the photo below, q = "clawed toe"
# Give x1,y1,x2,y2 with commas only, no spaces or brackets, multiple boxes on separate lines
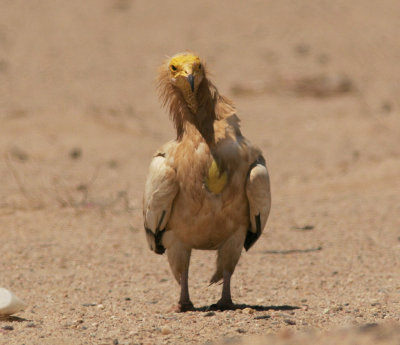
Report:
172,301,195,312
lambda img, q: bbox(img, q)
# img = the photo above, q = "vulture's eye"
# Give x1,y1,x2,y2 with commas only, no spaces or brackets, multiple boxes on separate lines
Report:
170,65,177,71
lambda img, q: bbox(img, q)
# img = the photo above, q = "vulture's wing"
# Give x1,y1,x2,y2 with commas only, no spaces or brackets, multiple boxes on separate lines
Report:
244,157,271,251
143,151,178,254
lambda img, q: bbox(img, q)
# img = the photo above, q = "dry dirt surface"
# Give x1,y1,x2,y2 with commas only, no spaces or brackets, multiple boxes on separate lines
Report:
0,1,400,344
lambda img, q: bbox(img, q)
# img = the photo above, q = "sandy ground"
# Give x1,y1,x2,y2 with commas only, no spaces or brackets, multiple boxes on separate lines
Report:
0,1,400,344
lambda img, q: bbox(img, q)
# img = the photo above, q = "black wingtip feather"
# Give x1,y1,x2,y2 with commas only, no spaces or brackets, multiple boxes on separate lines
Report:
154,229,166,255
145,228,166,255
244,213,262,251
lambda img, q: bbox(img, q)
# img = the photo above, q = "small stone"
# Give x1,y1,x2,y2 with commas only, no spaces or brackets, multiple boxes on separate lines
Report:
69,148,82,159
26,323,36,328
113,339,119,345
161,326,172,335
293,225,314,231
254,315,271,320
294,43,311,56
284,319,296,325
97,304,105,310
236,328,246,333
124,297,131,301
370,300,380,306
323,308,330,314
317,54,330,65
204,311,215,317
10,147,29,161
108,160,119,168
243,307,254,314
73,319,84,327
1,325,13,331
381,101,392,113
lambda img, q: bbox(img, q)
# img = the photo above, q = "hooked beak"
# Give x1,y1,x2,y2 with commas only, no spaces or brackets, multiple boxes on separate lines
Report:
187,74,195,92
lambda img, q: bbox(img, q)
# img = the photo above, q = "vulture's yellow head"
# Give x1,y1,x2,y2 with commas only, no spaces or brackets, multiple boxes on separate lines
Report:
167,52,205,112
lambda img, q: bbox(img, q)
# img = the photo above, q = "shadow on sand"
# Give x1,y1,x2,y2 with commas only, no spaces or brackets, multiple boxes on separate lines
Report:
195,304,300,312
0,316,30,322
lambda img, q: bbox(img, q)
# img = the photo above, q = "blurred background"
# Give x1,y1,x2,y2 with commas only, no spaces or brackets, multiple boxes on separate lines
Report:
0,0,399,208
0,1,399,344
1,0,399,205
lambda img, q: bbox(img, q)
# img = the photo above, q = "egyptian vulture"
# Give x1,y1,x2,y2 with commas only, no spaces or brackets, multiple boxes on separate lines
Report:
143,52,271,311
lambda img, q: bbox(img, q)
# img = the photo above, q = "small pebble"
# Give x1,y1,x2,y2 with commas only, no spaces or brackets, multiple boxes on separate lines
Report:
236,328,246,333
161,326,172,335
108,160,119,168
69,148,82,159
254,315,271,320
243,307,254,315
284,319,296,325
10,147,29,161
1,325,13,331
293,225,314,231
370,300,380,306
113,339,119,345
317,54,330,65
294,43,311,56
204,311,215,317
97,304,105,310
381,101,392,113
